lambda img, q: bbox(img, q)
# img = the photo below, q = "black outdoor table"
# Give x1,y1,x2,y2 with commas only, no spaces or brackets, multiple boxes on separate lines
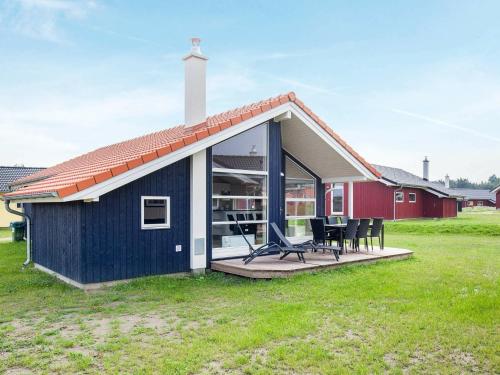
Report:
324,223,385,254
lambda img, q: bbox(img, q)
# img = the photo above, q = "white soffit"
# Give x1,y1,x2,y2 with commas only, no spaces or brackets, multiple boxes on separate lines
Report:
281,112,368,180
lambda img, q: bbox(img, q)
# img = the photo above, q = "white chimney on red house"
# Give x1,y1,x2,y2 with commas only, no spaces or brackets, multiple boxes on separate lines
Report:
423,156,429,181
183,38,208,126
445,174,450,189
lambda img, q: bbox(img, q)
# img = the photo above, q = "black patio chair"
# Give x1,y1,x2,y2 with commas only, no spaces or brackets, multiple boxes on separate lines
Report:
310,218,338,245
368,217,384,250
309,218,341,261
270,222,314,263
327,215,340,224
339,215,349,224
355,218,371,252
343,219,359,252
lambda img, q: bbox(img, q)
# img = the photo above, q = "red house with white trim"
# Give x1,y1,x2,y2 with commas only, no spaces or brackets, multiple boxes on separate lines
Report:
492,185,500,210
326,160,462,220
450,188,496,208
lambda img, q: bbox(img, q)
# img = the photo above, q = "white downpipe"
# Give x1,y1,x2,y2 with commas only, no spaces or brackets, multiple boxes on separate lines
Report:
4,200,31,266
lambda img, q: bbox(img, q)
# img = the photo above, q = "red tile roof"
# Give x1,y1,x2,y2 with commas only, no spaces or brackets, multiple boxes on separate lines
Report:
6,92,380,199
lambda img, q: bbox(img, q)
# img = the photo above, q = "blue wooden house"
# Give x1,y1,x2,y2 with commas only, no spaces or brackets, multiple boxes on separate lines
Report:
4,40,380,289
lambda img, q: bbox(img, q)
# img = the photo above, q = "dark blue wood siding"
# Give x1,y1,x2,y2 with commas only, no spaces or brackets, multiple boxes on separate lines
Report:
80,158,190,283
268,121,283,243
31,202,83,282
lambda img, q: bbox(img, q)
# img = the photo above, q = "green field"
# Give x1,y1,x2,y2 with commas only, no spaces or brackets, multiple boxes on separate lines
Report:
0,212,499,374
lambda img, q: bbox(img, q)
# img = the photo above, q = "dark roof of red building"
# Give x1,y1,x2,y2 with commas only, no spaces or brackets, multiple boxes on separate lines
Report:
449,188,496,202
0,166,45,193
373,164,462,198
6,92,380,200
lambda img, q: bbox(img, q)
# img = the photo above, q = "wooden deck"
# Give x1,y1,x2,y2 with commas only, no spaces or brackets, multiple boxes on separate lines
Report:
211,247,413,279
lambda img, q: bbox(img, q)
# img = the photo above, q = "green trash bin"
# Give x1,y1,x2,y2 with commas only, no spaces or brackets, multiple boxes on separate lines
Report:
10,221,26,242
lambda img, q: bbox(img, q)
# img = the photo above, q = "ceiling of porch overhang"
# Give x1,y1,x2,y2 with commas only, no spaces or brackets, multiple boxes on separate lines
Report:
280,113,370,181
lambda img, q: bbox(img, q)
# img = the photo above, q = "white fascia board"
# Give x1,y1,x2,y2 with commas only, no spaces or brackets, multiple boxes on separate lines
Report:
273,110,292,122
289,102,377,181
3,195,62,203
322,176,368,183
63,104,292,201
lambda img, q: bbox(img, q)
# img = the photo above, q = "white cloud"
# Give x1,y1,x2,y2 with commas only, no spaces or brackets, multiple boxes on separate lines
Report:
0,0,97,43
390,108,500,143
0,87,183,167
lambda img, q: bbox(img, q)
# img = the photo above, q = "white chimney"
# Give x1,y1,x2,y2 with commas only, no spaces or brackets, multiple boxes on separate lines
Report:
183,38,208,126
445,174,450,189
423,156,429,181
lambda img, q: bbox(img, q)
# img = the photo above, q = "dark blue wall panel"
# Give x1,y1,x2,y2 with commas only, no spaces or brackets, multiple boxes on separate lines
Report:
30,157,191,285
80,158,190,283
268,121,283,243
31,201,83,282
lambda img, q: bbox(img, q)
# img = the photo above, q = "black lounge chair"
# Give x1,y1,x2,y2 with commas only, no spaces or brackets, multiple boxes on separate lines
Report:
309,218,341,261
239,222,309,264
270,222,315,263
237,221,279,265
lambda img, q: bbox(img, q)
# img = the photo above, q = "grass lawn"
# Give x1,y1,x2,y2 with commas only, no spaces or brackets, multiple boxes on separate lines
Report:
0,227,11,240
0,213,499,374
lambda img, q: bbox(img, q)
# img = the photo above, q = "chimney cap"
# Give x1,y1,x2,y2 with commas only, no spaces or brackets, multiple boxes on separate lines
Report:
183,37,208,61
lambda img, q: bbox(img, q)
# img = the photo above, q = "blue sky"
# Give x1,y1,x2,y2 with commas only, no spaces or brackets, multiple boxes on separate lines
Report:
1,0,499,182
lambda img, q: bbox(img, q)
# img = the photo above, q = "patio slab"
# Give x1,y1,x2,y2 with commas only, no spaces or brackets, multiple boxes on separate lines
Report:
211,247,413,279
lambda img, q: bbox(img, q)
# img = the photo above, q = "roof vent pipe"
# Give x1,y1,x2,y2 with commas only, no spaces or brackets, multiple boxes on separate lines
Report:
445,174,450,189
183,37,208,126
423,156,429,181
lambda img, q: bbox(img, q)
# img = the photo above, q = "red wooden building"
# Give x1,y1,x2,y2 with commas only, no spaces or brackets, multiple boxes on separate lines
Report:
326,163,462,220
449,188,496,208
492,185,500,210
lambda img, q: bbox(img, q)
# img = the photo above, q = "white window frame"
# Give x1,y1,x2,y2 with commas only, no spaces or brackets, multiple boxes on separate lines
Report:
330,183,344,215
395,191,404,203
408,193,416,203
477,201,483,206
141,196,170,230
285,157,317,219
210,123,270,259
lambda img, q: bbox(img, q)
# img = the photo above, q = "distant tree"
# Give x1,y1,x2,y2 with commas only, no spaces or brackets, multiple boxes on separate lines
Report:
440,174,500,190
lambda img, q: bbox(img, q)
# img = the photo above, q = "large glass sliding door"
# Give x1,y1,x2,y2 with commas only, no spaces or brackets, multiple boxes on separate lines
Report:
211,124,268,259
284,156,316,242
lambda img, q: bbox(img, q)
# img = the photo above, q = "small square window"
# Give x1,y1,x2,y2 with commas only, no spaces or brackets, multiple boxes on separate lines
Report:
141,196,170,229
395,192,404,203
409,193,416,203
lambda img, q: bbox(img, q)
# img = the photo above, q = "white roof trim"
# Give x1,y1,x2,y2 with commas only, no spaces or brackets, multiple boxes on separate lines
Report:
322,176,369,183
15,102,379,202
289,102,377,180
